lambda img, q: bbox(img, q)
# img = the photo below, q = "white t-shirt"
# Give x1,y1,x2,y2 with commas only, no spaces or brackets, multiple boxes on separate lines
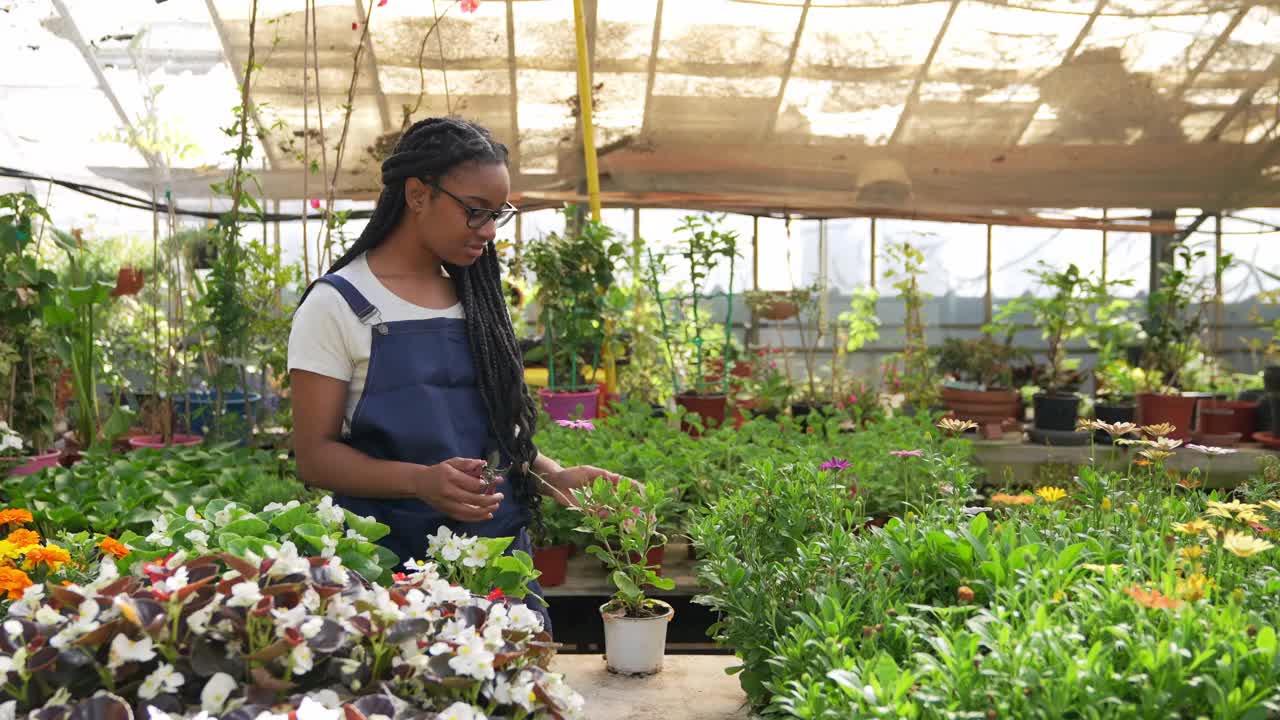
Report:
288,253,464,430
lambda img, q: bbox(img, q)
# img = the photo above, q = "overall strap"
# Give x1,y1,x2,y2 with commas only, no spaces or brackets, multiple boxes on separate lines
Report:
314,274,381,324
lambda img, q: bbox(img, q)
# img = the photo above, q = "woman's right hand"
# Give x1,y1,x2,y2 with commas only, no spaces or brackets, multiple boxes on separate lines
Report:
418,457,505,522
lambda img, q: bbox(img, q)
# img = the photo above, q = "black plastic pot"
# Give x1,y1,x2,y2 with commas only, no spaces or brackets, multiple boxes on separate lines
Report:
1033,392,1081,432
1093,400,1136,442
1268,392,1280,434
1265,366,1280,392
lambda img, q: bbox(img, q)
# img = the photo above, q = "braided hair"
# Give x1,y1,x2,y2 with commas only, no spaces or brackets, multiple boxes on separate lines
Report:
313,117,541,524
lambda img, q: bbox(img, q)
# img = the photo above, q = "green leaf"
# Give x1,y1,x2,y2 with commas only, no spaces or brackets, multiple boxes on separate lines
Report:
270,505,310,533
968,511,989,537
1258,626,1277,657
611,570,642,599
342,509,390,542
222,517,270,537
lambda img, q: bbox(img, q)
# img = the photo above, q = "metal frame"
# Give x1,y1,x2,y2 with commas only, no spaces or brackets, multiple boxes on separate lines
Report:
889,0,960,145
1012,0,1108,145
763,0,812,139
1171,6,1249,100
641,0,665,135
352,0,392,131
203,0,282,168
1206,56,1280,142
50,0,160,172
505,0,522,173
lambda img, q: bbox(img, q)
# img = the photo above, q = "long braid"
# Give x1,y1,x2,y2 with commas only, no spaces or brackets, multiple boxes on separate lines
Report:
300,117,542,526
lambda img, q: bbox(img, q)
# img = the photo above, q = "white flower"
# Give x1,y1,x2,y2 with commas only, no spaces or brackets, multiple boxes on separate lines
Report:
87,559,120,590
146,708,173,720
441,534,468,562
320,534,337,559
138,663,185,699
227,581,263,608
491,673,538,712
321,556,347,585
404,557,434,573
507,604,544,635
1186,444,1238,456
462,541,491,569
187,603,217,636
0,657,13,676
448,631,497,681
185,529,210,549
212,504,238,527
301,588,322,612
272,604,308,634
201,672,236,714
300,616,325,640
265,541,310,577
345,529,367,542
35,606,65,627
308,690,342,709
261,502,285,513
540,673,586,719
166,550,189,569
108,634,157,669
3,620,22,639
156,567,190,595
316,496,346,527
295,696,341,720
427,526,454,559
290,643,315,675
436,702,487,720
0,700,15,720
370,587,405,623
6,584,45,618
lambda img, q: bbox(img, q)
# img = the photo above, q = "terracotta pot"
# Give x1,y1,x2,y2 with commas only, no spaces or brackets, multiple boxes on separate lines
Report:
128,434,203,449
111,267,144,297
1136,393,1198,440
539,388,600,422
3,450,61,477
1197,400,1259,441
675,393,726,437
758,299,799,321
532,545,570,588
941,386,1020,426
612,546,666,577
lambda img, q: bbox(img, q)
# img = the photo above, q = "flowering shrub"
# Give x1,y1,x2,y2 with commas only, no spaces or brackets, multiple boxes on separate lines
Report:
0,422,29,456
419,526,541,600
0,547,583,719
0,508,76,606
572,477,673,617
118,498,399,584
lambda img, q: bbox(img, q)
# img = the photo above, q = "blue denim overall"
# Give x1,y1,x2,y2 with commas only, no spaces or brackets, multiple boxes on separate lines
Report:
313,274,549,631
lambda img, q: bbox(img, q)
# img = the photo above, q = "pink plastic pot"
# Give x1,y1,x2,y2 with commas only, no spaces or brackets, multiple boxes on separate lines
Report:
3,450,61,477
539,388,600,422
127,434,203,450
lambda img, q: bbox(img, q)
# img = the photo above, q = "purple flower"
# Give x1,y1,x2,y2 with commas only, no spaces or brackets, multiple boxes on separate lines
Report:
890,449,924,458
820,457,850,472
556,419,595,431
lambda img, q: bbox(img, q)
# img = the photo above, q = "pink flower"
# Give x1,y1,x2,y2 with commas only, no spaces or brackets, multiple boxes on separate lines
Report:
460,0,480,12
621,518,636,534
820,457,850,472
377,0,387,5
556,419,595,431
630,506,644,517
890,449,924,458
352,21,359,30
309,198,320,210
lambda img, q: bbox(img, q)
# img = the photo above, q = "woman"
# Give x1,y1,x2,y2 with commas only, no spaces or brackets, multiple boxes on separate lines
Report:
288,117,617,632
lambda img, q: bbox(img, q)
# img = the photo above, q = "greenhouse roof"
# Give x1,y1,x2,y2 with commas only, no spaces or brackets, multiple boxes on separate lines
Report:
2,0,1278,221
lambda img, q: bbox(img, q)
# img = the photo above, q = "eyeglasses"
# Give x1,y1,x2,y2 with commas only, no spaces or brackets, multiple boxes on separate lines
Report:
433,183,519,229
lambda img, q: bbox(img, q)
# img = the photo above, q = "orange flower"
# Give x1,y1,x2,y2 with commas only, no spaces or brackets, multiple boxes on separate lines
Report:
0,509,33,527
1133,458,1151,467
22,545,70,572
0,567,32,600
4,528,40,550
991,493,1036,506
1125,584,1182,610
98,537,131,559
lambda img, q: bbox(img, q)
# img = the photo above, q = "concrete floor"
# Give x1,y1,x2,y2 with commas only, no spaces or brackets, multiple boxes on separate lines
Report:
551,654,752,720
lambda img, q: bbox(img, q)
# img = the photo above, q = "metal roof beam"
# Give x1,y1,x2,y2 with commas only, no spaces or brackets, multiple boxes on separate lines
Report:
1205,55,1280,142
763,0,812,139
50,0,160,172
1172,5,1249,100
889,0,960,145
203,0,282,168
641,0,665,135
353,0,392,132
505,0,521,169
1011,0,1107,145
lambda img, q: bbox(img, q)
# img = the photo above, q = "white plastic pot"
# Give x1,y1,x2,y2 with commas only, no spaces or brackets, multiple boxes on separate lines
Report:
600,599,674,676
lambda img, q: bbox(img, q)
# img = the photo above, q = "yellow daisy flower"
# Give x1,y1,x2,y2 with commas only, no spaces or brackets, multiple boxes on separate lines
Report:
1222,531,1274,558
1035,487,1068,503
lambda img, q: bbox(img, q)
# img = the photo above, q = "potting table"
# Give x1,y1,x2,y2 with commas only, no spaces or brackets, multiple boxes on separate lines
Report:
550,654,751,719
971,433,1274,488
544,542,723,653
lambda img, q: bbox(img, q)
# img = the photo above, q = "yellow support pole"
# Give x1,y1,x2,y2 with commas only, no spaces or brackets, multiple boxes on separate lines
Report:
572,0,616,398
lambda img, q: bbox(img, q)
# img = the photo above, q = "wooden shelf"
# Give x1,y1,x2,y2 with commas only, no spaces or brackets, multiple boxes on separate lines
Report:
543,542,704,598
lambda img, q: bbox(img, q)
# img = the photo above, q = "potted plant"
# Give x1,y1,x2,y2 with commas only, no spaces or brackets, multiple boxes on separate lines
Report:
744,289,806,321
526,209,625,421
733,353,792,425
646,214,739,435
1136,244,1231,439
531,497,581,587
0,193,59,465
42,229,136,452
933,335,1026,434
989,262,1107,441
573,475,675,675
882,239,937,412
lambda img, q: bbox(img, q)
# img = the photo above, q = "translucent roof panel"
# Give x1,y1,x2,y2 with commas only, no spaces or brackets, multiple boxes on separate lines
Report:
2,0,1277,219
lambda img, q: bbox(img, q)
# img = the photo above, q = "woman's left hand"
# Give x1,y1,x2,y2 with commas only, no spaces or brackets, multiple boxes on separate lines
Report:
545,465,625,507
